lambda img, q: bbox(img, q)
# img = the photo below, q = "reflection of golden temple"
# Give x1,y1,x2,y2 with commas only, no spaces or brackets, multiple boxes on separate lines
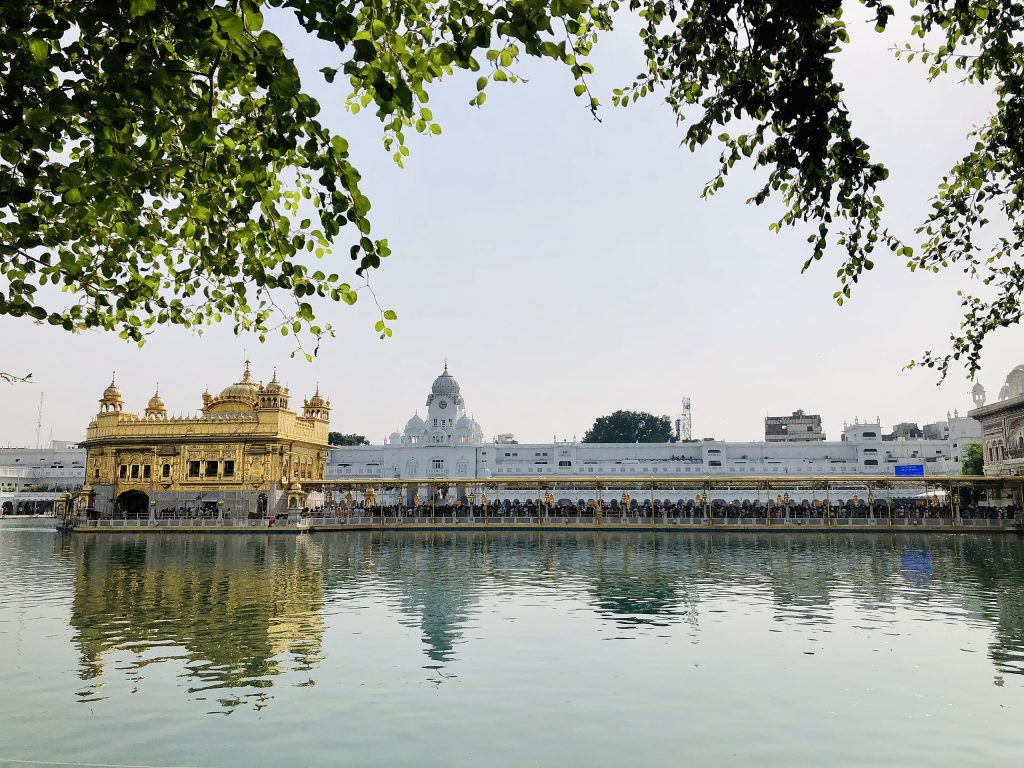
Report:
70,535,325,699
59,530,1024,692
81,365,329,518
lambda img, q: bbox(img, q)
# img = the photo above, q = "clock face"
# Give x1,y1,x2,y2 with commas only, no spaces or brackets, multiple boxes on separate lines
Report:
438,400,448,409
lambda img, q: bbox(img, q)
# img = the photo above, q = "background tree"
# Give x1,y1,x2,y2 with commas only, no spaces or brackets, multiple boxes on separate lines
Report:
4,2,1024,377
962,441,984,476
583,410,675,443
328,432,369,446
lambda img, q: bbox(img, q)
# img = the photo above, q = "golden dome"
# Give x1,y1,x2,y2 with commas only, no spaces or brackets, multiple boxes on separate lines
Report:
144,384,167,419
147,386,165,410
306,383,328,408
102,375,122,402
263,368,285,395
99,373,124,412
218,361,260,401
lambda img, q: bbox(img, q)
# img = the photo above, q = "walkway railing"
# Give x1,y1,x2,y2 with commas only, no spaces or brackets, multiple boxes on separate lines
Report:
77,517,278,529
71,515,1019,531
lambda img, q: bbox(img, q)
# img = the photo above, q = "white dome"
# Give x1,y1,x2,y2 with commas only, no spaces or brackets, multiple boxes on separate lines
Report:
455,415,474,433
389,431,403,444
431,366,460,397
404,413,426,435
1000,364,1024,400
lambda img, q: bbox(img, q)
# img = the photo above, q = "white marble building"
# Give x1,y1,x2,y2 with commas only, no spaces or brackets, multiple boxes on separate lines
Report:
327,367,982,486
0,441,85,514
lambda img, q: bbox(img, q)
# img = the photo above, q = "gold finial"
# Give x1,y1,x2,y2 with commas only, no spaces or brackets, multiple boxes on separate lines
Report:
110,371,116,385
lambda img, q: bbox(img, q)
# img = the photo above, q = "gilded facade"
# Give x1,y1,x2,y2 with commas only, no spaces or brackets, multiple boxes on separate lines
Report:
80,363,329,517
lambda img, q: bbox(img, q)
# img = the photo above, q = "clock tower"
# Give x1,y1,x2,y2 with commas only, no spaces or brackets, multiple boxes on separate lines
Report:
425,363,466,444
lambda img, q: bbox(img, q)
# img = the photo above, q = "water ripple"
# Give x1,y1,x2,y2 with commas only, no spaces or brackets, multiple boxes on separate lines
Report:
2,530,1024,767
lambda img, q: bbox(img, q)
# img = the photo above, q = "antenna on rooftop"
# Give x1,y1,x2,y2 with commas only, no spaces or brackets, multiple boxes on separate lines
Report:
35,392,43,449
678,397,692,441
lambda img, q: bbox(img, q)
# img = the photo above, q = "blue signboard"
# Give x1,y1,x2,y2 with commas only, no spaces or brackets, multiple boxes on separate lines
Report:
894,464,925,477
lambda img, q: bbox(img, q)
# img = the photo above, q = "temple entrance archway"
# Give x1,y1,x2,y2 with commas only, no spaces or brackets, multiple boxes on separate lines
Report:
116,490,149,518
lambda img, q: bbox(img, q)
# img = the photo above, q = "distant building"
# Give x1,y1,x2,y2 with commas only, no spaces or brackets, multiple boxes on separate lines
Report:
887,422,924,441
922,421,950,441
326,370,978,504
0,442,86,515
765,410,825,442
968,364,1024,477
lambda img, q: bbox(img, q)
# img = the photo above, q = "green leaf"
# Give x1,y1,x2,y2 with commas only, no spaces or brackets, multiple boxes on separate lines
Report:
258,30,284,57
28,39,48,62
353,39,377,62
129,0,156,18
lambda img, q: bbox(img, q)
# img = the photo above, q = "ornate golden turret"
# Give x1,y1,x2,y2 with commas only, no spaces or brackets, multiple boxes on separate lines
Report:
258,368,290,410
144,385,167,420
303,383,330,420
99,373,124,413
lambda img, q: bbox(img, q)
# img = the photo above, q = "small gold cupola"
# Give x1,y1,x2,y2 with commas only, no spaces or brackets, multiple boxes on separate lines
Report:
144,384,167,420
303,383,330,421
258,368,290,410
99,372,124,413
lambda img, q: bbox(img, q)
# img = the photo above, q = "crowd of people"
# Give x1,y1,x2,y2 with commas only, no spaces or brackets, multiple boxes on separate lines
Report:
300,497,1021,523
94,497,1021,524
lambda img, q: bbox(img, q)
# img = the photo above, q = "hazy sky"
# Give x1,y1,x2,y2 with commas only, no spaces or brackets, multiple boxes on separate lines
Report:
1,5,1019,447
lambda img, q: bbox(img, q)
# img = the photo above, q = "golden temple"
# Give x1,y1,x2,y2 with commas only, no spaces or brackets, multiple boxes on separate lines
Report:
77,363,329,518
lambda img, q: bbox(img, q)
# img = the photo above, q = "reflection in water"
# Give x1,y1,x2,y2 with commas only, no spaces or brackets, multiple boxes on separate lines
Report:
59,531,1024,712
70,535,325,709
